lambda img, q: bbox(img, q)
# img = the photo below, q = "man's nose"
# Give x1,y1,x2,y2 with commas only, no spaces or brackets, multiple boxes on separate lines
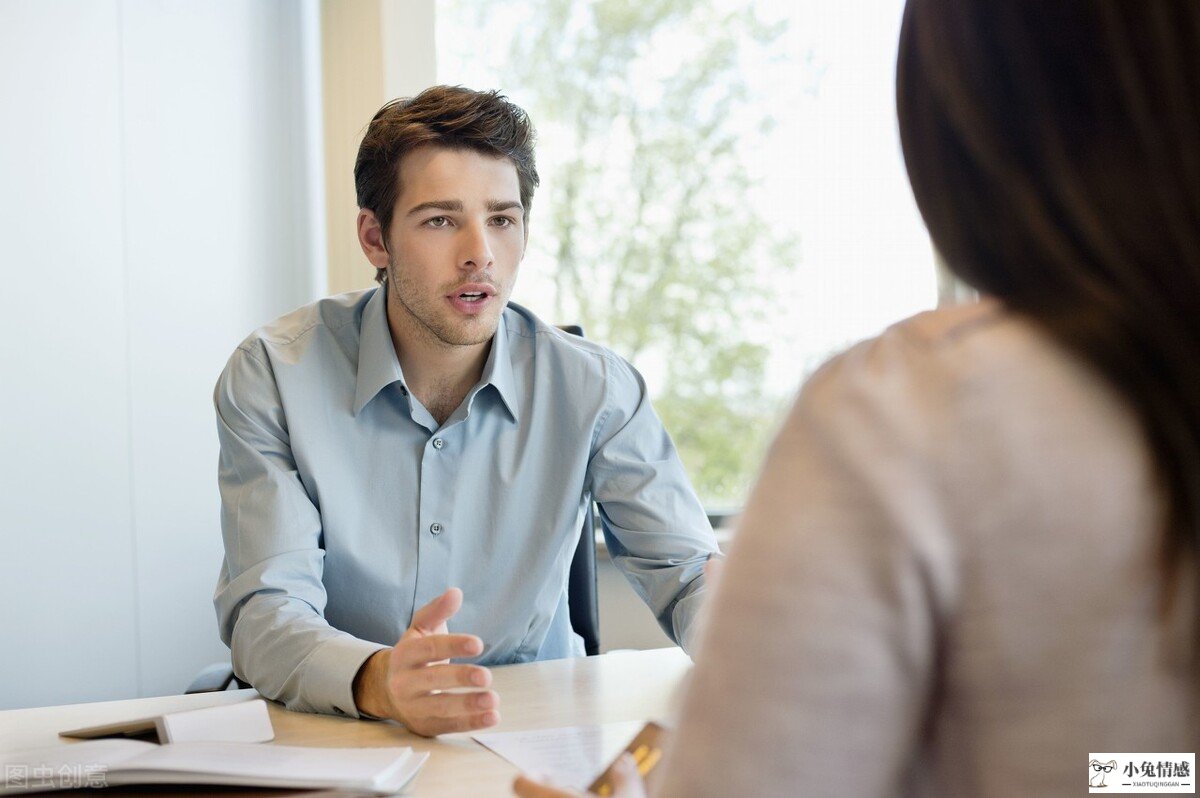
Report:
459,222,495,271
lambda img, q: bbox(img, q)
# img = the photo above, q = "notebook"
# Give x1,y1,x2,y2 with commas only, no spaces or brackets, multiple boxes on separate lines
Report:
59,698,273,744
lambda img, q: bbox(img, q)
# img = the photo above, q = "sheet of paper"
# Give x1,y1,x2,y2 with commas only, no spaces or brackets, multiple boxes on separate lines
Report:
473,720,645,791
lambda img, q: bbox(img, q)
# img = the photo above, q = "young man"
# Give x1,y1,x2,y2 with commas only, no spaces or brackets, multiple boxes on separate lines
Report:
213,86,719,735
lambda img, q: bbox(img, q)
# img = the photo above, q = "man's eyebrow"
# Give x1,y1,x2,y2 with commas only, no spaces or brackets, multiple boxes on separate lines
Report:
487,200,523,213
406,199,463,216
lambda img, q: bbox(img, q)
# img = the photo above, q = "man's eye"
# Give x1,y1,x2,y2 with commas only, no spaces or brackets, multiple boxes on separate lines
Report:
425,216,450,228
491,216,515,228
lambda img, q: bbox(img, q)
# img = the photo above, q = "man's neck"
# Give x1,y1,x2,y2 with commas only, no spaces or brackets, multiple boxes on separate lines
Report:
386,299,492,424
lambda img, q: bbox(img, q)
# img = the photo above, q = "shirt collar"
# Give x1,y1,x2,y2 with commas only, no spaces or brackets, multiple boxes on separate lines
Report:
479,311,520,423
353,287,405,416
353,287,521,422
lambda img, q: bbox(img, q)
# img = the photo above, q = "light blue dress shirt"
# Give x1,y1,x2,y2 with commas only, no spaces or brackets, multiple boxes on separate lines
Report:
213,287,718,716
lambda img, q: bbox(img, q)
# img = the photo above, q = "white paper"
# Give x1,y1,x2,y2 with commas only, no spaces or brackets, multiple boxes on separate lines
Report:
473,720,644,791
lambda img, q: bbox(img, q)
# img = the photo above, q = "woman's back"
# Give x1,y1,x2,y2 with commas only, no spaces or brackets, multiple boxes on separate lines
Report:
658,300,1197,796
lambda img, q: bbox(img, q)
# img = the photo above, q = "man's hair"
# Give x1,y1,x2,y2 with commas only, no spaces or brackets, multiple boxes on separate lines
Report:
355,85,539,283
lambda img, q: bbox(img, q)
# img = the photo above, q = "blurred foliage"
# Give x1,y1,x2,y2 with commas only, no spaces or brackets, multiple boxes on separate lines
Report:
452,0,800,506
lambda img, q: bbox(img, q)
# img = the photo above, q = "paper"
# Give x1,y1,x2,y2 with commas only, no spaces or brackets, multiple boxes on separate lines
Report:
473,720,645,791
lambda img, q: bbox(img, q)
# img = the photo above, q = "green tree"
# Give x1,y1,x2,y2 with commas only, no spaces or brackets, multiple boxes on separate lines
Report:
451,0,801,506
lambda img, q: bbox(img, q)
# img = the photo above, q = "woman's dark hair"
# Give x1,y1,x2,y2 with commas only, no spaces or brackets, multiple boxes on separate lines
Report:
897,3,1200,585
355,85,539,283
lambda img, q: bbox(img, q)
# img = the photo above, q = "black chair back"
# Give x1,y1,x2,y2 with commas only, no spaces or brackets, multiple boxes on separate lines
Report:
568,502,601,656
559,324,601,656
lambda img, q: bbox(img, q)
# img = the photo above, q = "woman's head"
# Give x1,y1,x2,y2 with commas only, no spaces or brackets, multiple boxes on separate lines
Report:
897,2,1200,563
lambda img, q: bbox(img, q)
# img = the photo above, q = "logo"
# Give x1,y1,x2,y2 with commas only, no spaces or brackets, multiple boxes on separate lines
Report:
1089,753,1195,794
1090,759,1117,788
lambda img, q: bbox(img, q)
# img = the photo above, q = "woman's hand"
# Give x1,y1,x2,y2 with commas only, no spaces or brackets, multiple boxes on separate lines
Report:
512,753,647,798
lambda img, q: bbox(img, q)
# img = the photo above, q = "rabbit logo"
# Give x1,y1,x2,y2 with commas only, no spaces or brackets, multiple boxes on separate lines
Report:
1089,759,1117,788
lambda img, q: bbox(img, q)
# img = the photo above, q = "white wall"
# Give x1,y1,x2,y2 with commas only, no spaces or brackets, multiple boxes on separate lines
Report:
0,0,322,709
321,0,437,297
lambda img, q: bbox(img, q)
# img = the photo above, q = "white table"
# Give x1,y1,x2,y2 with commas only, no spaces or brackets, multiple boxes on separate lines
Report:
0,647,692,797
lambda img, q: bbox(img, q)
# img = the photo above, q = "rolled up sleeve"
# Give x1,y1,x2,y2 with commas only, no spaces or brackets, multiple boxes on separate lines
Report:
213,346,387,716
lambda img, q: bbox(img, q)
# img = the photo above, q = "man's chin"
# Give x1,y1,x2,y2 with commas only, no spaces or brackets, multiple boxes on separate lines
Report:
441,333,494,347
435,316,500,348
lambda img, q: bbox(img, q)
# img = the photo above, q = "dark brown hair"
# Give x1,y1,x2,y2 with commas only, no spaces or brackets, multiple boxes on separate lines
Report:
354,85,539,282
898,3,1200,588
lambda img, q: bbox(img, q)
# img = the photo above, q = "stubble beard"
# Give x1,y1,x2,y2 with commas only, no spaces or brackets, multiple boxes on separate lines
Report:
385,259,500,349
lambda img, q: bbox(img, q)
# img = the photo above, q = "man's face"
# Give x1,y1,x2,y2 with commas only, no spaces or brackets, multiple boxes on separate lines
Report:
382,147,526,349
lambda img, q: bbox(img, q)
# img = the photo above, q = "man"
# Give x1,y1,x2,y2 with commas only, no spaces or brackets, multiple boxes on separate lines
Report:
213,86,719,735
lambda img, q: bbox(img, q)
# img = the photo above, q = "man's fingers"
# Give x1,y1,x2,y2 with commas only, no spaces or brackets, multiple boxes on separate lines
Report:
406,705,501,737
391,632,483,669
403,662,491,695
406,688,499,719
389,662,491,699
399,690,500,736
407,587,464,636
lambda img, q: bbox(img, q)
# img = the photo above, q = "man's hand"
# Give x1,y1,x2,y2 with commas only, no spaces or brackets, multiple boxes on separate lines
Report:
353,587,500,736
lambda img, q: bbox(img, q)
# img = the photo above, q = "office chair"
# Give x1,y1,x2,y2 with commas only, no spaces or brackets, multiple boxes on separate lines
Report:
558,324,601,658
187,324,601,693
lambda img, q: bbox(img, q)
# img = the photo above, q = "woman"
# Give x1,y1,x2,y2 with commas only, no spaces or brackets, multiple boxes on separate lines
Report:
517,2,1199,795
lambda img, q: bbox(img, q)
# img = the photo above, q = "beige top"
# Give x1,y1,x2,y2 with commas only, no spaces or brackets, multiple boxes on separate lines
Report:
657,300,1197,796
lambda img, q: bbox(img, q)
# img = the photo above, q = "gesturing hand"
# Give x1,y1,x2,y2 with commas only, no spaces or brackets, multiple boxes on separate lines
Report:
353,587,500,736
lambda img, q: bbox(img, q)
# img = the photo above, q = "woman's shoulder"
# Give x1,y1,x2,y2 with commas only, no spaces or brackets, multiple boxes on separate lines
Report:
805,298,1086,415
790,297,1139,499
843,297,1038,373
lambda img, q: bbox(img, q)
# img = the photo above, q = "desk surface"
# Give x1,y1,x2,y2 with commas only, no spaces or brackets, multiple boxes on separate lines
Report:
0,647,691,797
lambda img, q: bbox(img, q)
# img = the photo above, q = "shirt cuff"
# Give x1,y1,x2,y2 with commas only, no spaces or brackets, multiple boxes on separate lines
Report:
303,635,390,718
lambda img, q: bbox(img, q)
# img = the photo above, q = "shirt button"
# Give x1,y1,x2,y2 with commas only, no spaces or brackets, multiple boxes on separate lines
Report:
430,523,442,535
432,438,445,450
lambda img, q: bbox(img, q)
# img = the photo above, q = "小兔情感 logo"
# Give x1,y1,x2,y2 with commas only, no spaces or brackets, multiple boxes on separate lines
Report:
1089,753,1195,794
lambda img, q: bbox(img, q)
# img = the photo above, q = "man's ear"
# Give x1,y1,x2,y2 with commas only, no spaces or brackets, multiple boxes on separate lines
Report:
357,209,391,270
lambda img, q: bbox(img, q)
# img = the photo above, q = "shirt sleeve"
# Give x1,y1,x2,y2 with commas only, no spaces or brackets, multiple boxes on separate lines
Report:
212,345,387,717
586,354,722,654
654,338,960,796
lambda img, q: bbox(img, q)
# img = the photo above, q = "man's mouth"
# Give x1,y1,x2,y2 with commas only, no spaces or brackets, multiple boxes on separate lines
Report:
446,283,498,314
449,283,497,301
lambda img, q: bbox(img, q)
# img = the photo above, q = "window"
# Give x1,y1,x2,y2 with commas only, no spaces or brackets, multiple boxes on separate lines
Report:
438,0,936,508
